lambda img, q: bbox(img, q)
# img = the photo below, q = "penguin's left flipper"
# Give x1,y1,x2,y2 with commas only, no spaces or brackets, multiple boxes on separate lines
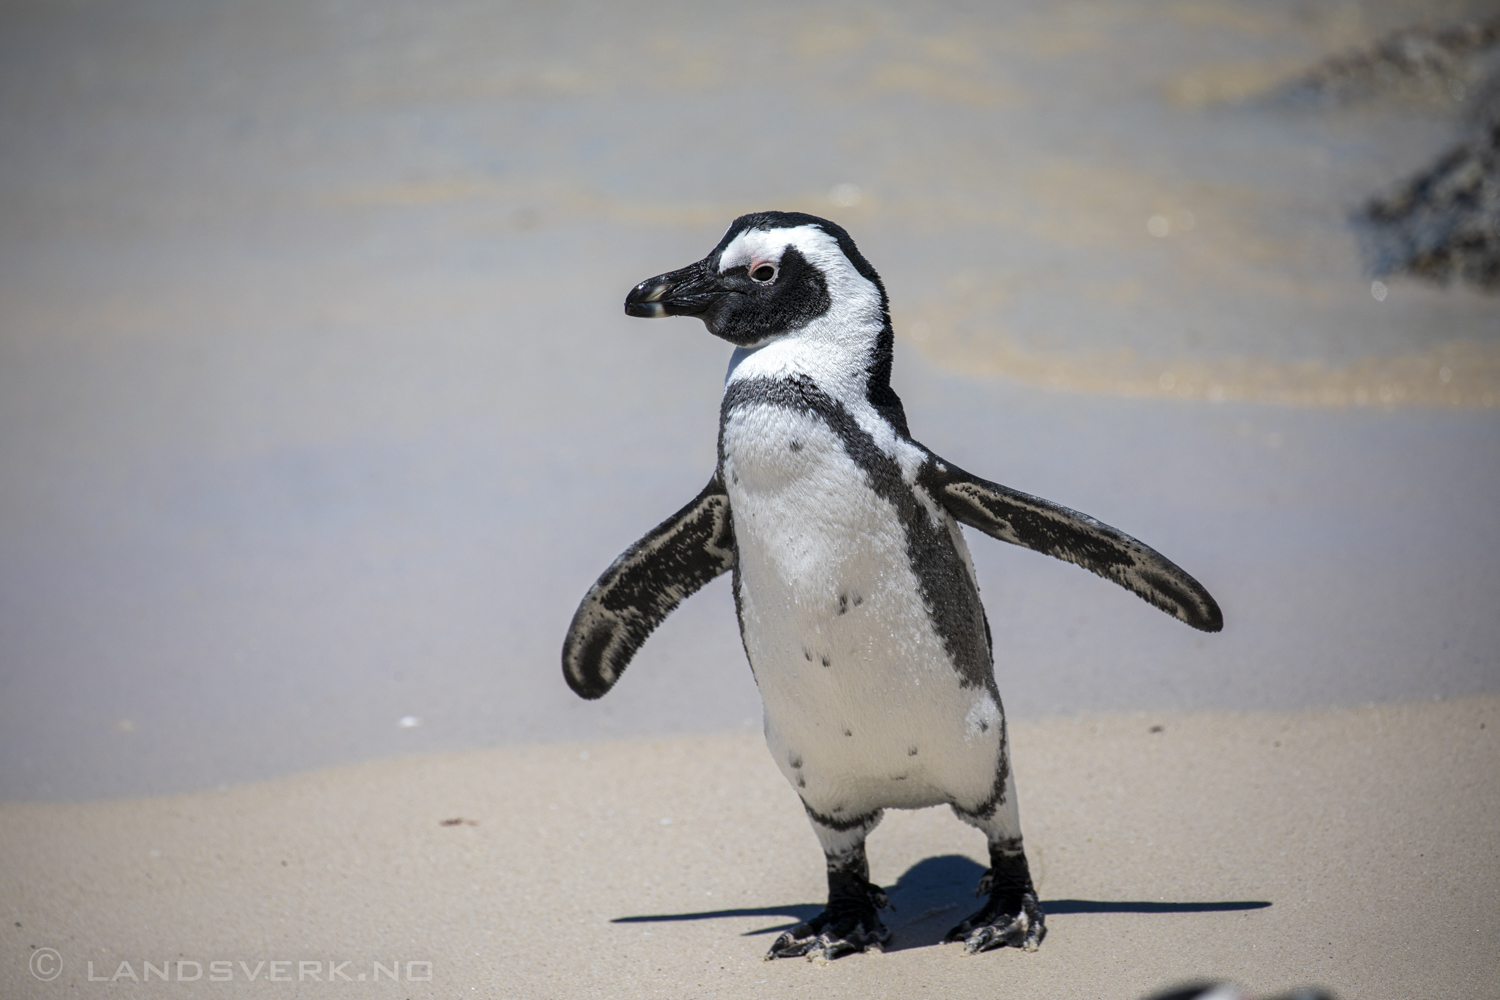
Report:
921,458,1223,633
562,475,736,700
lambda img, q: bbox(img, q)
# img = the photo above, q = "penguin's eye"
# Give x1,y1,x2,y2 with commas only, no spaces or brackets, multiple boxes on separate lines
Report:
750,264,777,283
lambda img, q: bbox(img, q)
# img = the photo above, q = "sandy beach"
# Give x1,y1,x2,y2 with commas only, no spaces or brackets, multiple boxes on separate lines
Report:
2,2,1498,998
5,696,1496,999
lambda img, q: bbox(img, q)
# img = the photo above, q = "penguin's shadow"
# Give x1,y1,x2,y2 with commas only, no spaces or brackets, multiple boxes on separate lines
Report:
611,854,1271,951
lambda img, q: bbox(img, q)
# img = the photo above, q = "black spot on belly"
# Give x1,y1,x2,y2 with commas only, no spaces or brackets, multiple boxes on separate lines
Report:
821,655,831,667
891,774,907,781
837,593,848,615
796,774,806,788
789,753,803,769
907,746,919,756
843,728,853,737
719,375,994,693
789,439,803,452
803,647,812,662
979,720,990,732
853,593,863,606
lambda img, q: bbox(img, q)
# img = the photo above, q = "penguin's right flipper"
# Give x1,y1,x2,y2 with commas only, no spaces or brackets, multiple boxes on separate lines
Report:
922,458,1223,633
562,475,736,699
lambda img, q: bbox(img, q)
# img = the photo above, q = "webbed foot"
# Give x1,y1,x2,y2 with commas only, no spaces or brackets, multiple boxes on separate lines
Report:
766,880,891,960
944,857,1046,953
944,888,1045,953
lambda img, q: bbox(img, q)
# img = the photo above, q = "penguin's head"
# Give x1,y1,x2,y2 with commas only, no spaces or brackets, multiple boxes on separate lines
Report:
625,211,890,351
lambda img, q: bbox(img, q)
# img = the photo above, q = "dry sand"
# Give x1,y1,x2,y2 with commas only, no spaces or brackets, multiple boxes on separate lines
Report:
3,5,1497,997
5,696,1496,1000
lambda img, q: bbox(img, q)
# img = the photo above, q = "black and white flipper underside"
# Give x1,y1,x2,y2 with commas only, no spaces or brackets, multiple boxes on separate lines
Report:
921,458,1223,633
563,475,736,699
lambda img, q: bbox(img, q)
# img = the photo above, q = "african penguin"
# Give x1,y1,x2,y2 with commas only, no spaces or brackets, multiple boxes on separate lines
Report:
563,212,1223,960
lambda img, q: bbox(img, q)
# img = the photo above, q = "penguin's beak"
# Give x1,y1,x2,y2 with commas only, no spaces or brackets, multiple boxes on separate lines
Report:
624,260,724,319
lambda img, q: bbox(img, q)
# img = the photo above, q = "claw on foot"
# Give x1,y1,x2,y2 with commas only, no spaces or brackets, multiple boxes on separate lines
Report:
765,920,889,961
765,882,891,961
944,889,1046,954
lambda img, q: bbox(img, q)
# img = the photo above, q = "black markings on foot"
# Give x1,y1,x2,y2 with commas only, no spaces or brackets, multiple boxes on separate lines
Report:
767,846,892,961
945,846,1045,954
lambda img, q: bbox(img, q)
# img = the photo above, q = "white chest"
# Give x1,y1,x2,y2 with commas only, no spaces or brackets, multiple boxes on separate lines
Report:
720,399,1003,814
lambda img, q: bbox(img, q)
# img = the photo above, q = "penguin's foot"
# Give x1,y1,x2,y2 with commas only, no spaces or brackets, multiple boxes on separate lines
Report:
765,884,891,961
944,867,1046,954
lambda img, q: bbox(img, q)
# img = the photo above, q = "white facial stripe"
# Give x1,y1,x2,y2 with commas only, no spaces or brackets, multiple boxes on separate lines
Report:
722,223,887,401
719,225,837,274
717,230,765,273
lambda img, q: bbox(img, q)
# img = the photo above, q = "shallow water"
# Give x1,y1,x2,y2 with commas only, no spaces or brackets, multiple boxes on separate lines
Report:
1,0,1496,799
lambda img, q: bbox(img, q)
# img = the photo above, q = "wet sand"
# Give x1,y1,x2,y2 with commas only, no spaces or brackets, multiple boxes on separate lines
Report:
3,0,1498,801
2,2,1499,997
5,697,1496,999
